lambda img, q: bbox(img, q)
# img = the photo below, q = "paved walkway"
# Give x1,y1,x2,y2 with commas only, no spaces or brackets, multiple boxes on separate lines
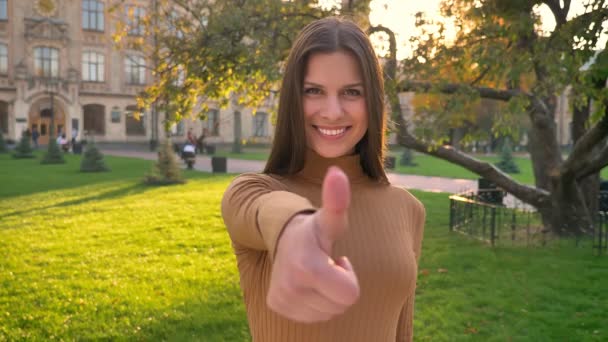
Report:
103,149,477,194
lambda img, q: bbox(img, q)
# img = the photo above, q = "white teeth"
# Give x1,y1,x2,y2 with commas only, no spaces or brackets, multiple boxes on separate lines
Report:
317,127,346,136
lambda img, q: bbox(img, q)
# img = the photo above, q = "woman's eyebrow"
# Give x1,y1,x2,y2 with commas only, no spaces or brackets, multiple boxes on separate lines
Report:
303,81,364,88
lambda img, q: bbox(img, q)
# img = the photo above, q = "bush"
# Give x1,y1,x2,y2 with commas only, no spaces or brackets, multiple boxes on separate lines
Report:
80,142,109,172
0,133,7,153
495,138,520,174
399,148,418,166
12,133,34,159
144,139,185,185
41,138,65,164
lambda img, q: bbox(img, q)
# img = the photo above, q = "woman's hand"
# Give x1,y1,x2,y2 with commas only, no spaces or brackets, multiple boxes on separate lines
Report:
267,167,360,323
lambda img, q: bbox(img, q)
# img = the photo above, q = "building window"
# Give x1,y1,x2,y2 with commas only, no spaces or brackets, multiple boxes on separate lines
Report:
124,55,145,85
125,105,145,135
83,104,105,135
0,0,7,20
82,0,104,31
171,120,184,136
111,107,121,123
205,109,219,136
125,5,145,36
169,11,184,38
253,112,269,137
82,52,104,82
0,44,7,74
34,47,59,78
172,65,185,86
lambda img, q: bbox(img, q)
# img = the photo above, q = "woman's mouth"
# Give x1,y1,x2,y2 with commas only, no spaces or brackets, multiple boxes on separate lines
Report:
314,125,351,138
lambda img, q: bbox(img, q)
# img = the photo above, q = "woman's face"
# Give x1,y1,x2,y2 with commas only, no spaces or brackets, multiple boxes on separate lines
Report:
302,51,368,158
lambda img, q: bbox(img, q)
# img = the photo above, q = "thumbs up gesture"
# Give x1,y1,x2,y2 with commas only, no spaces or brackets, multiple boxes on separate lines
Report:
267,167,360,323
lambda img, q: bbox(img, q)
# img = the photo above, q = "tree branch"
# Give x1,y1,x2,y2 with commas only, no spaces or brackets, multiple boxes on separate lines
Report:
368,25,397,78
398,80,523,101
551,5,608,45
396,128,550,208
562,114,608,177
544,0,568,28
576,143,608,180
389,83,550,208
469,66,491,86
398,80,553,122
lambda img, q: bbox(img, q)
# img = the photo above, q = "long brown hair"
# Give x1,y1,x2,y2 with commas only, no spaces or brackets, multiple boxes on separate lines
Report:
263,17,388,183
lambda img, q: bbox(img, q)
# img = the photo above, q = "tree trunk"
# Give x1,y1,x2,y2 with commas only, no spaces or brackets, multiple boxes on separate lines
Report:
546,175,594,235
528,93,596,235
232,110,242,154
528,96,563,191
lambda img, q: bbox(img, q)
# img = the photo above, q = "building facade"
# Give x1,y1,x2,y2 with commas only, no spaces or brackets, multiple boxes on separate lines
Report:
0,0,274,146
0,0,584,150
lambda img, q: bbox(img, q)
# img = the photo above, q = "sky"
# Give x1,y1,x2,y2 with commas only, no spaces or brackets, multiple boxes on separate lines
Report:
367,0,608,60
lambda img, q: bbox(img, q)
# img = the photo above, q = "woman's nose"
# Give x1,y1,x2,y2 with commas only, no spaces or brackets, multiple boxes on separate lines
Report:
320,95,344,121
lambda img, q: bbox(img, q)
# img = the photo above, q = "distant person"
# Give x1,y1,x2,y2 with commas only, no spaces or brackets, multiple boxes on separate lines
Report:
187,128,196,146
71,126,78,146
182,142,196,169
57,134,69,152
31,127,40,148
221,17,425,341
197,127,209,154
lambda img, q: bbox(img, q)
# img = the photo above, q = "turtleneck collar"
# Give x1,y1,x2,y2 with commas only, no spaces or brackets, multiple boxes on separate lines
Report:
295,148,369,184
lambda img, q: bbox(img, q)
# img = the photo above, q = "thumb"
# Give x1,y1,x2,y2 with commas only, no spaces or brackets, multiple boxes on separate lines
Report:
316,166,351,254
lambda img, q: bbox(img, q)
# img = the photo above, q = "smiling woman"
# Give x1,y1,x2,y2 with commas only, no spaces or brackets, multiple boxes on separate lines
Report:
221,17,426,342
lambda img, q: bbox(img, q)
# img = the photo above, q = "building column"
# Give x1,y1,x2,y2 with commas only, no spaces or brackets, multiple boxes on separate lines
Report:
12,98,29,139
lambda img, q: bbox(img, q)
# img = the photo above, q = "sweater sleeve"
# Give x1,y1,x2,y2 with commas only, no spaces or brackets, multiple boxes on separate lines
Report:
412,199,426,262
396,193,426,342
221,173,317,257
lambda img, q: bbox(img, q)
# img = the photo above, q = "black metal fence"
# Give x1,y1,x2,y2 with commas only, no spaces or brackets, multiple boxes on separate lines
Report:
449,190,608,255
596,212,608,255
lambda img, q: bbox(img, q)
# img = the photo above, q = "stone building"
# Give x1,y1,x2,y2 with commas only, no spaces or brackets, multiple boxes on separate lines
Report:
0,0,274,147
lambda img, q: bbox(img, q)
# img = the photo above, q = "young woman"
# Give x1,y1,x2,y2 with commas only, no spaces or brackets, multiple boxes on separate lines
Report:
222,17,425,342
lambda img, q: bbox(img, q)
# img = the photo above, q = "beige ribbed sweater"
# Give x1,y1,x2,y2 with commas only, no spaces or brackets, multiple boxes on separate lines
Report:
221,150,425,342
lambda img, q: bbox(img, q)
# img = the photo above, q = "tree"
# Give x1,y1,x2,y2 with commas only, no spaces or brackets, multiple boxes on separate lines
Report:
0,133,7,153
108,0,372,133
13,133,34,159
80,142,110,172
495,138,520,174
399,148,417,167
144,139,185,185
41,138,65,164
112,0,322,126
390,0,608,235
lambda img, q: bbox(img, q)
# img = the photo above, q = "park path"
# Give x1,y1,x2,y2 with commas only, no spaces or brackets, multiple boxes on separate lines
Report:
102,149,477,194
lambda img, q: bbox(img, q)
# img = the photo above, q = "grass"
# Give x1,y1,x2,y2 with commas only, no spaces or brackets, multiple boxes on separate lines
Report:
211,146,608,185
213,146,270,161
0,152,607,341
391,152,537,184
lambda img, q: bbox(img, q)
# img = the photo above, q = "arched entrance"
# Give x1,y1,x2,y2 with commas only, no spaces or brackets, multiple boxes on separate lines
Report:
28,96,66,145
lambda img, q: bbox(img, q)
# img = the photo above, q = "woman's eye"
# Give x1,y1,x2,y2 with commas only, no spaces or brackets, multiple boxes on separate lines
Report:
304,87,321,95
344,89,362,96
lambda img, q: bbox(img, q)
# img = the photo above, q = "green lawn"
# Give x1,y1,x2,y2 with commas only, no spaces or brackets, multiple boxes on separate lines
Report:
0,152,606,341
213,146,270,161
391,152,537,184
